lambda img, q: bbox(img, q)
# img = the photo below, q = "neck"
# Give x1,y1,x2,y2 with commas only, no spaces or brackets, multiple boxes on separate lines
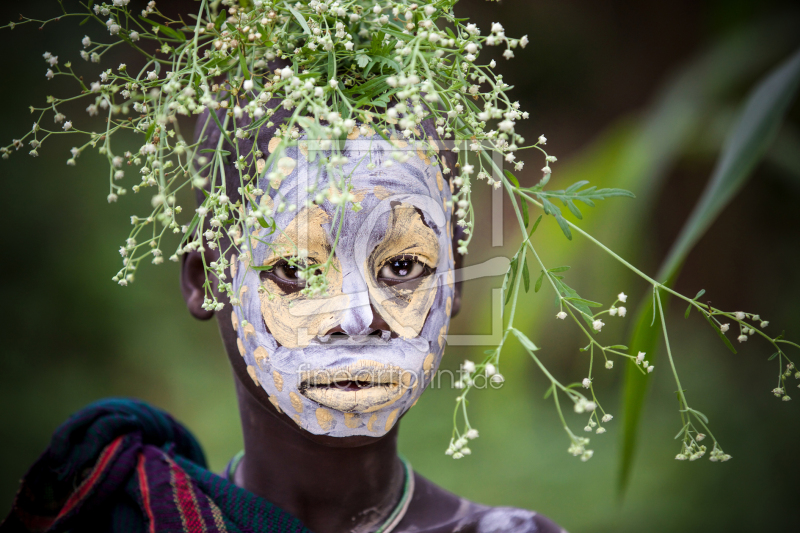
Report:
233,378,406,533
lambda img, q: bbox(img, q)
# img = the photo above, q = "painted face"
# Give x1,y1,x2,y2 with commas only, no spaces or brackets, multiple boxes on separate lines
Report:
231,132,455,437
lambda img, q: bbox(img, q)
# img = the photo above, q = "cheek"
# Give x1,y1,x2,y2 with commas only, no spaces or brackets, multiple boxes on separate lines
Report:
258,274,346,348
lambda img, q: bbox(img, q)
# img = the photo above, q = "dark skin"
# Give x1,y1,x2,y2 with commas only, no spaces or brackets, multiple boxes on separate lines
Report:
181,230,562,533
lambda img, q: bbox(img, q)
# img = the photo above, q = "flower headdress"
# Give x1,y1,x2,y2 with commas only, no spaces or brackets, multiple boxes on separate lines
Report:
3,0,798,466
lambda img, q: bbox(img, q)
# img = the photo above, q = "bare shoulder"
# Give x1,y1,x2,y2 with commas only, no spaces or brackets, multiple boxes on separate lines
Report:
396,471,566,533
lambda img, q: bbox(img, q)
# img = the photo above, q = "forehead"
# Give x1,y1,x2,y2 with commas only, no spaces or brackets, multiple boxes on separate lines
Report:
261,136,447,222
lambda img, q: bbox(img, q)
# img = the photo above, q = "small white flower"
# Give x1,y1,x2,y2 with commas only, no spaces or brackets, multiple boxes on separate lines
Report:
602,414,613,423
243,79,254,91
592,319,605,332
582,378,591,389
489,59,496,68
46,69,54,80
647,365,654,373
63,121,73,131
720,323,730,333
596,427,606,434
636,351,646,363
520,35,529,48
82,35,91,48
466,428,479,439
735,311,746,320
605,360,613,369
760,321,769,328
609,307,618,316
107,193,118,203
738,334,748,343
485,363,496,377
556,311,567,320
329,78,338,88
130,31,140,41
344,42,354,51
617,306,627,317
147,70,158,81
490,374,504,384
462,360,476,374
618,292,627,303
502,49,514,59
538,135,547,145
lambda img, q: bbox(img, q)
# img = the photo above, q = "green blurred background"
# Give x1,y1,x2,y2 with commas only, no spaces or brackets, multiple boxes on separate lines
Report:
1,1,799,531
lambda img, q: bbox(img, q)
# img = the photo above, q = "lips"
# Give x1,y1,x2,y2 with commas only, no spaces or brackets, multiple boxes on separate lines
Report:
299,361,413,413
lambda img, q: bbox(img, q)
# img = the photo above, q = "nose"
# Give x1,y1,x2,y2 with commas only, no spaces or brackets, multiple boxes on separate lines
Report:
324,304,392,336
327,270,392,336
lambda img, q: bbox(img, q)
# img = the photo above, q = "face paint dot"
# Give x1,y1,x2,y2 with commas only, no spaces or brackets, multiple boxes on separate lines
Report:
253,346,269,370
256,158,266,175
268,136,280,153
246,365,260,386
446,296,452,317
292,414,302,426
402,371,413,387
236,338,245,357
347,126,360,140
438,325,447,348
290,391,303,413
243,322,256,340
367,413,379,432
344,413,360,429
277,157,296,176
423,353,434,374
436,171,443,191
384,409,399,431
316,408,334,431
272,370,283,392
268,395,282,414
231,312,239,332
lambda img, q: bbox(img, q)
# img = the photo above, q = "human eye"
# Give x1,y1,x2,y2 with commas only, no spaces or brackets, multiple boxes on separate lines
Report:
377,255,433,286
261,259,320,292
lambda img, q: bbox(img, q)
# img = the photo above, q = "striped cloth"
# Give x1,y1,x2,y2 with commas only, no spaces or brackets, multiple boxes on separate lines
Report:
1,398,311,533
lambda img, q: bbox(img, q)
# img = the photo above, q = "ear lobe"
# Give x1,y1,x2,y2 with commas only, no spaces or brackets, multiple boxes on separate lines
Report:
181,250,215,320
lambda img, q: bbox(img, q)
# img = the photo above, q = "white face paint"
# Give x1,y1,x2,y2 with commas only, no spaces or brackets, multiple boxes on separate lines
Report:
231,134,455,437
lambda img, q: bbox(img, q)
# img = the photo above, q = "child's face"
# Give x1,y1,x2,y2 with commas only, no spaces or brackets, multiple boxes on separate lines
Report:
230,135,455,437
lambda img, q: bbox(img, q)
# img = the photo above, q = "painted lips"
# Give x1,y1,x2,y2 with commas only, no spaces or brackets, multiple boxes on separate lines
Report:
299,361,414,413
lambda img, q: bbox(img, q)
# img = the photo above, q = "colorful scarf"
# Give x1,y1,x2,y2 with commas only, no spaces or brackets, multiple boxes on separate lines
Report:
1,398,311,533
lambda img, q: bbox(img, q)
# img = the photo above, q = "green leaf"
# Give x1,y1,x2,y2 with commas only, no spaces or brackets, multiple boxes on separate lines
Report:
534,271,544,293
239,47,250,80
618,47,800,498
145,122,156,143
214,11,226,30
768,351,780,361
607,345,629,350
543,384,554,400
693,289,706,300
529,214,543,236
199,148,231,155
285,1,311,34
511,328,539,352
658,47,800,279
355,54,370,68
327,51,336,82
79,16,91,26
504,257,518,305
522,259,530,293
563,297,603,308
548,266,570,273
504,169,520,187
139,16,186,41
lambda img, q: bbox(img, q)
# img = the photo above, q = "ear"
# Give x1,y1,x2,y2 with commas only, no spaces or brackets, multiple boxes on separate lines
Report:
450,223,465,318
180,249,215,320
